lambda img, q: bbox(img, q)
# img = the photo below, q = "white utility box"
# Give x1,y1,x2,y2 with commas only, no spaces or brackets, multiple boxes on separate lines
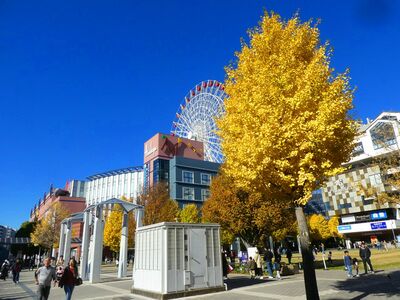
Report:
132,222,225,299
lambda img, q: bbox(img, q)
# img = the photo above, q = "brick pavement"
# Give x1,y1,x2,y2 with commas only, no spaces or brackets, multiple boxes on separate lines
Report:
1,268,399,299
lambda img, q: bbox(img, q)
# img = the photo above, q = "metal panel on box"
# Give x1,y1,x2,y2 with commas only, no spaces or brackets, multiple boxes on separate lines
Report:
132,222,224,299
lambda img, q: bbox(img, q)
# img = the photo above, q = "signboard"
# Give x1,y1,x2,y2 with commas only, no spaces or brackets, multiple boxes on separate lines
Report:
370,211,387,221
342,215,355,224
338,225,352,231
370,222,387,230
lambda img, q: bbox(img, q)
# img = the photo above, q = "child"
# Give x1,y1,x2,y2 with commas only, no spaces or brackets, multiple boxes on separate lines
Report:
343,250,353,278
352,257,360,277
248,257,256,279
327,251,332,264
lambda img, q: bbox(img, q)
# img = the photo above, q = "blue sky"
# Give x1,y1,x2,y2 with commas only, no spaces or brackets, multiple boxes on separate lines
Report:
0,0,399,229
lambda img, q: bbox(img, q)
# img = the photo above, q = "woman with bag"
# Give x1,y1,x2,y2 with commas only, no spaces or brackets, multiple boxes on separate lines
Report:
59,258,80,300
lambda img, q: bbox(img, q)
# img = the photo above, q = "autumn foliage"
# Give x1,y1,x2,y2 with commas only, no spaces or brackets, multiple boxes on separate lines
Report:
179,204,200,223
139,182,179,225
202,173,296,246
30,202,70,249
103,205,136,252
218,12,357,206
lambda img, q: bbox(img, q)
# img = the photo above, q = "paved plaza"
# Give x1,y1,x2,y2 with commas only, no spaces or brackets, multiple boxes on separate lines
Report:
1,266,400,300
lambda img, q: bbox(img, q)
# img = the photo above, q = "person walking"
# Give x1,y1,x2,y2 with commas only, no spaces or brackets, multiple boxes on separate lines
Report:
35,257,57,300
59,258,79,300
0,260,9,280
274,250,282,280
254,250,262,279
286,248,292,265
343,251,353,278
352,257,360,277
359,242,374,274
11,259,22,284
247,257,256,279
221,251,228,279
263,249,274,279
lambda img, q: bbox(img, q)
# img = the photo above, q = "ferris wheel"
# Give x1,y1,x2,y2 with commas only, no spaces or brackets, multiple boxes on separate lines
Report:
171,80,227,163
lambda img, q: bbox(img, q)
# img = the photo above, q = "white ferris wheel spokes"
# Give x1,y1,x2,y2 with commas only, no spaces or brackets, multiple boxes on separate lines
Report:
171,80,227,163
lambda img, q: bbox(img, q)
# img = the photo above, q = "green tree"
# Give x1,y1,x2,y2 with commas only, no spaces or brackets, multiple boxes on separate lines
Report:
179,204,200,223
11,221,39,256
217,12,357,299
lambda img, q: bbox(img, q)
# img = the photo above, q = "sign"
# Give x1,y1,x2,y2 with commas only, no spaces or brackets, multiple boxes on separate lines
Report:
338,225,352,231
370,222,387,230
370,211,387,220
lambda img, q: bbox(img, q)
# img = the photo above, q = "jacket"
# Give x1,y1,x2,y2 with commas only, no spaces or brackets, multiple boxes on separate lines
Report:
359,247,371,259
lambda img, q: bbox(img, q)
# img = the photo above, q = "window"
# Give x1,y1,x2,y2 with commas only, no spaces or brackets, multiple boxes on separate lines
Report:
369,174,382,186
370,122,397,150
201,189,210,201
183,187,194,200
352,142,364,156
182,171,194,183
201,173,211,185
338,203,352,209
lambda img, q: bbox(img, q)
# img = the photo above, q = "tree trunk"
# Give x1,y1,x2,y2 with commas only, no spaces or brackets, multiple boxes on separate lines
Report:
295,206,320,300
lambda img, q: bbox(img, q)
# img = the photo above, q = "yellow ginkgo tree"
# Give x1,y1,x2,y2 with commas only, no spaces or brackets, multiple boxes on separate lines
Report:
218,12,357,299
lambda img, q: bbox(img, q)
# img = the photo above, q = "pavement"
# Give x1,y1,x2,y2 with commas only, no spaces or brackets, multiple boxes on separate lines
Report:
1,266,400,299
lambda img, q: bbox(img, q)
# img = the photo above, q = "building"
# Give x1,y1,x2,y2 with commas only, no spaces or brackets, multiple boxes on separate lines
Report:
67,180,86,198
29,186,86,258
30,187,86,222
0,225,16,239
322,112,400,243
169,156,219,206
304,189,328,216
85,166,143,206
143,133,220,206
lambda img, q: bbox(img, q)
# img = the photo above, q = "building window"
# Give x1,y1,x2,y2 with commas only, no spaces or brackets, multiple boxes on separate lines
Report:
352,142,364,156
201,173,211,185
338,203,352,209
369,174,382,186
201,189,210,201
183,171,194,183
370,122,397,150
183,187,194,200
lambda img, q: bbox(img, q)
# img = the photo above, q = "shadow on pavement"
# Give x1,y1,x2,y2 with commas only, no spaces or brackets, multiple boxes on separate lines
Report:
332,270,400,299
224,275,291,290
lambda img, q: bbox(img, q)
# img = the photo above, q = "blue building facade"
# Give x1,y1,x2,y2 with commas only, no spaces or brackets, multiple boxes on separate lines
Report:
169,156,220,207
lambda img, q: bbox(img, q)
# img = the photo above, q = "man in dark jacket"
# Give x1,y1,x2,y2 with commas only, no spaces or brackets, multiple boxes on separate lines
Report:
263,249,274,279
359,242,374,274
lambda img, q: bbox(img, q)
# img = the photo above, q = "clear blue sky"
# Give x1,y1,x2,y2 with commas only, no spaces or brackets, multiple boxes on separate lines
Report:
1,0,399,229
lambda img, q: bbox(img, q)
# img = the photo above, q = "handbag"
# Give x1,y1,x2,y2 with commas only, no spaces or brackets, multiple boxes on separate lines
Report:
75,277,83,286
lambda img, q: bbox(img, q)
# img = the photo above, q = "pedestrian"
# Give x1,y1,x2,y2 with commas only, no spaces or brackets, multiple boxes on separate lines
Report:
343,251,353,278
274,250,282,280
57,256,64,267
221,251,228,279
29,257,35,271
247,257,256,279
59,258,79,300
35,257,57,300
383,240,388,252
263,248,274,279
327,251,333,264
359,242,374,274
352,257,360,277
286,248,292,265
254,250,262,279
11,259,22,284
0,260,9,280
